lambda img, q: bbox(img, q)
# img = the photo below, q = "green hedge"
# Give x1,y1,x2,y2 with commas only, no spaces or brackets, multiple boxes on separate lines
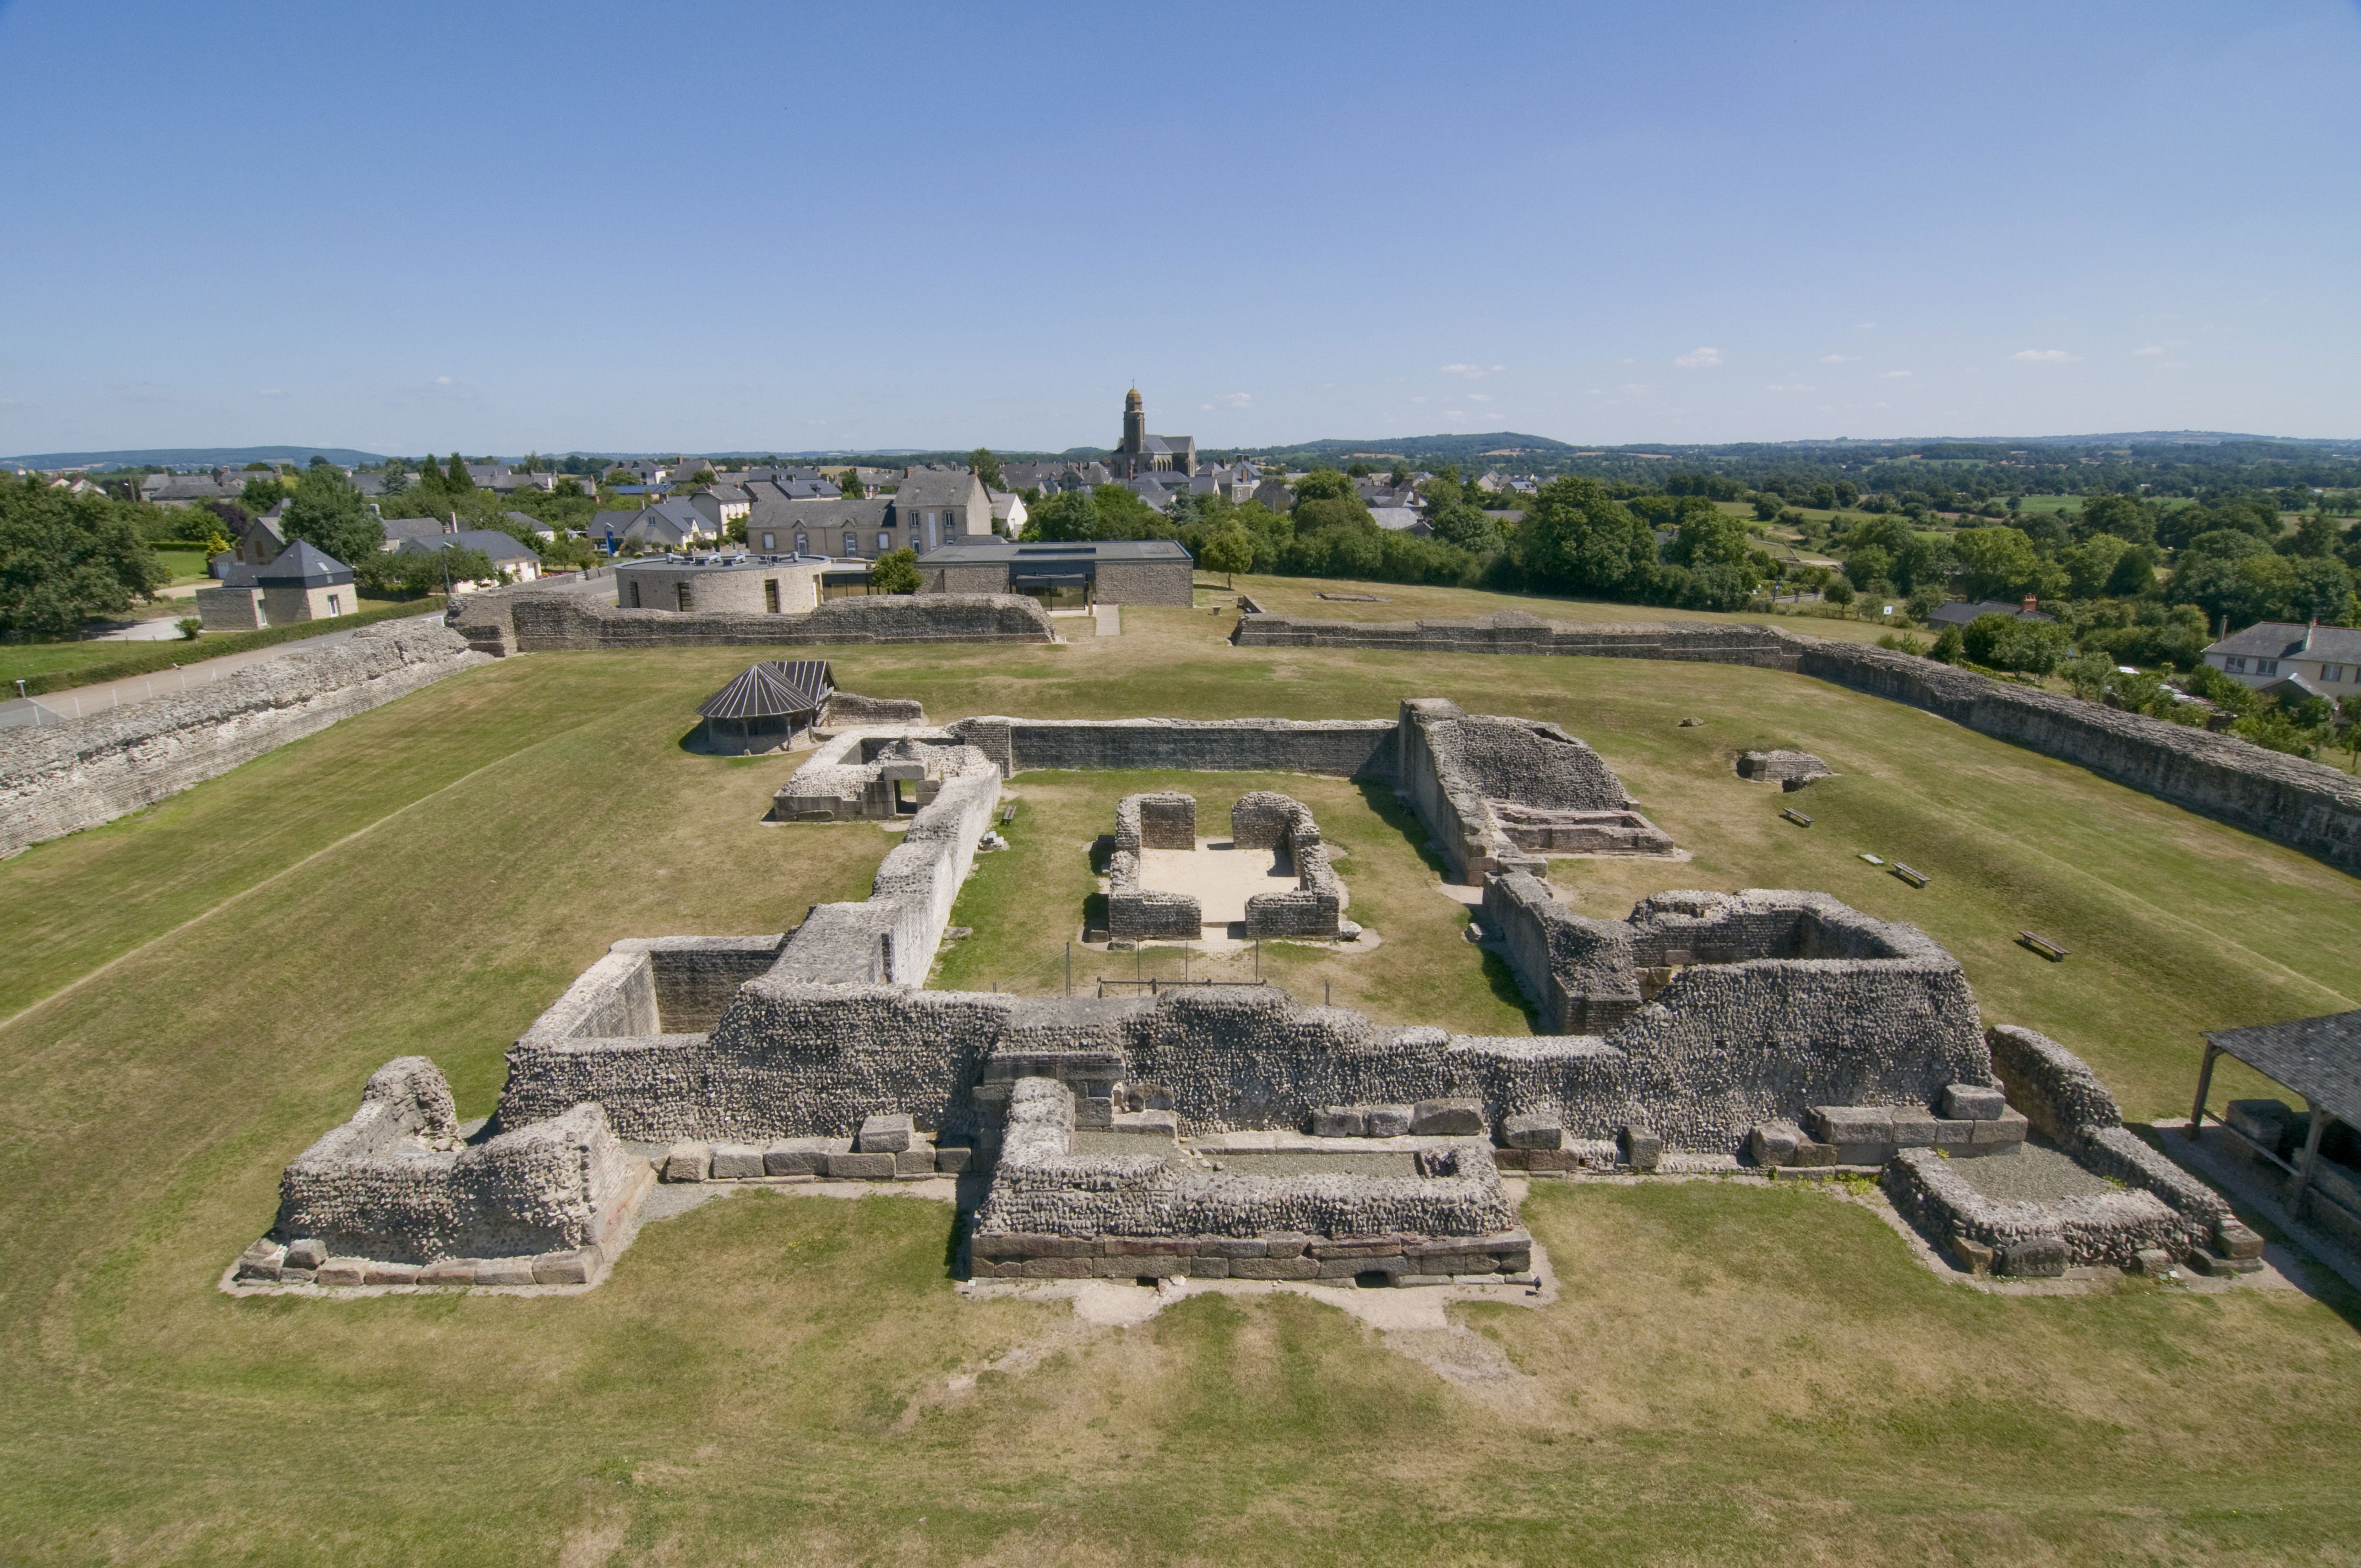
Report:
15,597,447,698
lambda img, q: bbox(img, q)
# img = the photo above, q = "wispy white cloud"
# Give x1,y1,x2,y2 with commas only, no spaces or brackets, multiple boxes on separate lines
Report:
1819,353,1860,363
2010,349,2079,363
1440,363,1505,379
2132,341,2186,357
1674,346,1723,369
1765,383,1814,393
1222,391,1251,407
256,386,286,398
1857,322,1876,330
1878,370,1912,379
1467,392,1494,402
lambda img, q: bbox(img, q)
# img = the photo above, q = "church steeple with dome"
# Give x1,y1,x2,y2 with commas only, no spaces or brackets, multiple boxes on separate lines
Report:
1110,388,1195,479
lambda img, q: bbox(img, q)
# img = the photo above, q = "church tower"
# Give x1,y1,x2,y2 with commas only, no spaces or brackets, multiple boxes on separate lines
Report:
1120,387,1147,462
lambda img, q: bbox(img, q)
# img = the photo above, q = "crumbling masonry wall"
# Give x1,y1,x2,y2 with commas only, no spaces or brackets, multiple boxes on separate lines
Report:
1106,792,1203,940
1232,791,1347,938
275,1058,647,1265
945,716,1397,780
1233,608,2361,878
771,763,1002,985
1396,698,1674,882
0,618,488,856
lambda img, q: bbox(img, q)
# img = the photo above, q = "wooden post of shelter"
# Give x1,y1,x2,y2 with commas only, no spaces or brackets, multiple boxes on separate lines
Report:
2186,1041,2219,1141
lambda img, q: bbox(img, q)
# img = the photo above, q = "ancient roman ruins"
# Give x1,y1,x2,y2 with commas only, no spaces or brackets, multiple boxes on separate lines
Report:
232,692,2260,1295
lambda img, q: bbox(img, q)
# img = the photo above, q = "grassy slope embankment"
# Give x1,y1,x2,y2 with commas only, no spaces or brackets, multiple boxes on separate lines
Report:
2,600,2358,1562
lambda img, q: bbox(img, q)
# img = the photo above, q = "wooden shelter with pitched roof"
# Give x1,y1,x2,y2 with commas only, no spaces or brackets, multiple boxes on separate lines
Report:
2190,1008,2361,1250
695,660,835,754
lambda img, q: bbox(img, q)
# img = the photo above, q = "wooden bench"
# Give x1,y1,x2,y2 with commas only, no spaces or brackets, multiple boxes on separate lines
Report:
2018,930,2069,961
1889,861,1929,888
1780,808,1813,827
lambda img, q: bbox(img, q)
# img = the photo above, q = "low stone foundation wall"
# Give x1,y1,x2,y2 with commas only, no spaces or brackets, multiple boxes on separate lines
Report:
246,1058,651,1284
1108,792,1201,940
772,764,1002,984
1233,791,1346,939
0,618,488,856
449,586,1054,655
1396,696,1671,881
969,1078,1526,1272
946,715,1397,780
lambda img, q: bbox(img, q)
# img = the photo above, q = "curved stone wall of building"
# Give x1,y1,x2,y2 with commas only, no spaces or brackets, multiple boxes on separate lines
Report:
449,586,1055,655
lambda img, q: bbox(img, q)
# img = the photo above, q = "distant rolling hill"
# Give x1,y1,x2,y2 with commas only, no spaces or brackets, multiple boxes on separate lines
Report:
4,444,389,470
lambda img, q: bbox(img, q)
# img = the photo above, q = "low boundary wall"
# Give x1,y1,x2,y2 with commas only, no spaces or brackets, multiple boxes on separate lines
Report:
946,716,1397,780
449,586,1055,655
0,620,490,856
1234,609,2361,878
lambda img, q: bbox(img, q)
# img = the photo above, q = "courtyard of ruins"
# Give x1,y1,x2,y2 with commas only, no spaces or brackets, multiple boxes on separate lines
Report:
11,597,2359,1561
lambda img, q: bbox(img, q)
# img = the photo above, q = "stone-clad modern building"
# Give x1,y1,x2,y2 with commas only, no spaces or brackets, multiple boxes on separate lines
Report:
916,538,1193,607
614,553,830,614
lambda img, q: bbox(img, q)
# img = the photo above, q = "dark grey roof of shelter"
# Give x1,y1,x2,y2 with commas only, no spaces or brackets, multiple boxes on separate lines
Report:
2206,622,2361,662
2204,1010,2361,1129
918,538,1191,567
255,540,353,586
696,659,835,721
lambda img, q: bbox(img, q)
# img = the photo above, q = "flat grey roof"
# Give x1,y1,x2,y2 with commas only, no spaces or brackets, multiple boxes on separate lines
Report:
918,538,1191,566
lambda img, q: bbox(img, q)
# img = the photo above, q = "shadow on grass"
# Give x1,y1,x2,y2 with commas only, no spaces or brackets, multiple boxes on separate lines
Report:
1352,778,1452,881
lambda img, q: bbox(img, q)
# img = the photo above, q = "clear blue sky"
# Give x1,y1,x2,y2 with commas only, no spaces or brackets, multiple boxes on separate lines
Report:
2,1,2357,457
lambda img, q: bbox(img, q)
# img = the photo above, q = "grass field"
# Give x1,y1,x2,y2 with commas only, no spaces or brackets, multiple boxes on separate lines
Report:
4,603,2360,1562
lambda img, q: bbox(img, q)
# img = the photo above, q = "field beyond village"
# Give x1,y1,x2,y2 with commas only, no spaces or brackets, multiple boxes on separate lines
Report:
3,579,2359,1564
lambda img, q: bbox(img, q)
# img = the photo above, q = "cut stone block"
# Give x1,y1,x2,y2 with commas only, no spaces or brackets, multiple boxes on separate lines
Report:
1310,1107,1365,1138
1933,1119,1976,1147
1788,1141,1839,1168
1309,1237,1403,1259
1021,1256,1092,1278
1361,1105,1414,1138
418,1262,476,1286
826,1151,897,1180
1183,1256,1231,1278
857,1113,917,1154
1503,1111,1565,1150
2189,1249,2263,1277
1074,1096,1115,1130
1111,1109,1178,1137
240,1240,286,1276
1971,1110,2030,1146
1889,1107,1940,1148
662,1142,712,1182
277,1268,317,1285
2130,1248,2174,1276
1411,1098,1486,1136
314,1261,366,1287
709,1142,765,1179
894,1147,937,1175
475,1259,539,1287
934,1146,973,1174
533,1251,597,1285
1228,1255,1319,1280
1996,1236,2068,1277
1941,1084,2007,1121
764,1137,850,1176
284,1238,328,1271
1107,1235,1195,1256
1808,1106,1895,1146
1948,1236,1994,1275
2224,1099,2293,1150
363,1261,421,1286
2216,1222,2265,1260
1749,1120,1803,1167
1201,1237,1269,1259
1620,1125,1662,1172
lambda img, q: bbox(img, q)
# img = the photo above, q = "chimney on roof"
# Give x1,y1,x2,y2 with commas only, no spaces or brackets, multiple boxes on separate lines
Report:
2021,594,2038,616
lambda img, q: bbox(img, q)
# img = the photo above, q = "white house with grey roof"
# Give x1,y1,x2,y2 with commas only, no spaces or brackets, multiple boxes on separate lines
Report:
2204,621,2361,699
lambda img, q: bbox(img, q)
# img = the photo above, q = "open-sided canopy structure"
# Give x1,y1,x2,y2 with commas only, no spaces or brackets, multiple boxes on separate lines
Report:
2191,1008,2361,1235
694,660,834,754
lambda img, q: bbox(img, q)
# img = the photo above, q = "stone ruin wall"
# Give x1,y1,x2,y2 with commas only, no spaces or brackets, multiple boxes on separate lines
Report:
272,1058,648,1268
1235,608,2361,878
945,715,1397,781
0,618,488,857
1106,792,1200,941
448,585,1056,656
492,951,1993,1160
1231,791,1347,939
769,761,1002,985
972,1076,1522,1251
